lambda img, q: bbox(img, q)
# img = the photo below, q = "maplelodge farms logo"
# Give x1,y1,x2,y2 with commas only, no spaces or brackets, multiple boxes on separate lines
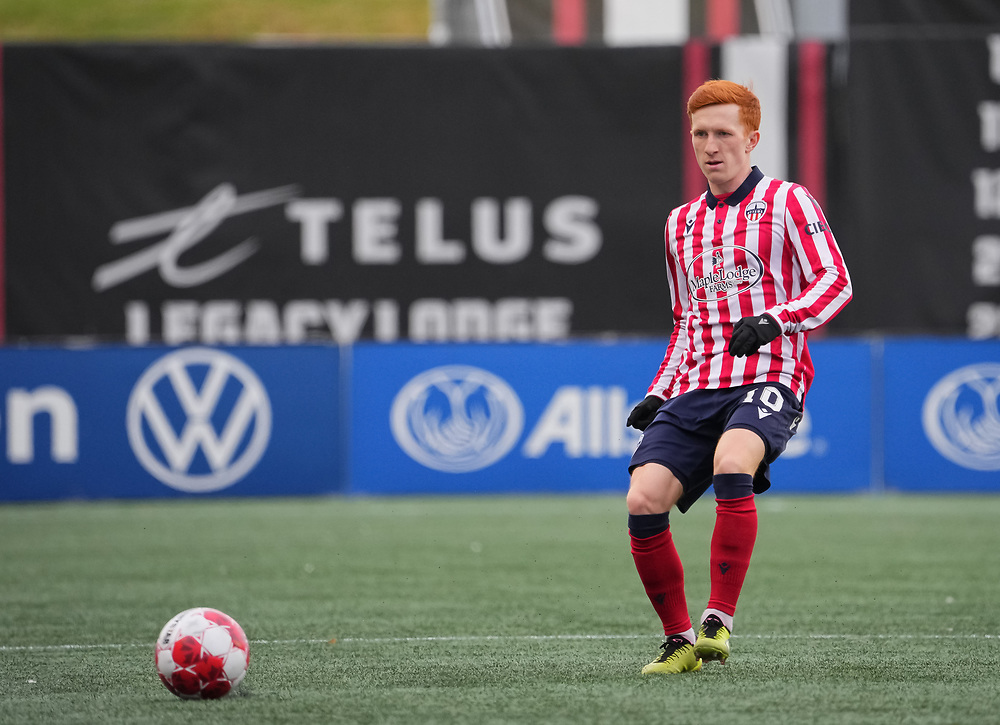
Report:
686,246,764,301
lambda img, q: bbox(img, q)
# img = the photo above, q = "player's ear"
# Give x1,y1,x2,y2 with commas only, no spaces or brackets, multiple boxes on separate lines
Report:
746,130,760,153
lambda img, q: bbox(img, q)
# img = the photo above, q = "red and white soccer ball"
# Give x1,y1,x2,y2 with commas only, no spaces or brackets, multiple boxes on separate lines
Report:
155,607,250,699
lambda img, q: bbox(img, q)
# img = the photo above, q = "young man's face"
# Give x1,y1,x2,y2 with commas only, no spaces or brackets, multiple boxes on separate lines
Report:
690,103,760,196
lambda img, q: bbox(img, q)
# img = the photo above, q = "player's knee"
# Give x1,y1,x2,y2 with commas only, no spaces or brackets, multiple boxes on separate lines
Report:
713,451,752,475
626,485,659,515
627,464,680,514
713,444,761,476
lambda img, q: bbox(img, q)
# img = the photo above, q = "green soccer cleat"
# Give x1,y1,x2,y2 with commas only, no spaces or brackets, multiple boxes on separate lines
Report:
640,635,702,675
694,614,731,664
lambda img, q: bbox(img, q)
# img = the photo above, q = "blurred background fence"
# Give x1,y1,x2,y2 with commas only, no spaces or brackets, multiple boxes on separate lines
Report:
0,0,998,500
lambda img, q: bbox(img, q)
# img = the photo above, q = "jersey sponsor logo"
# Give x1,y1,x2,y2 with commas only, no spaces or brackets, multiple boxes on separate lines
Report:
744,200,767,222
126,348,273,492
804,221,828,236
686,246,764,301
390,365,524,473
922,363,1000,471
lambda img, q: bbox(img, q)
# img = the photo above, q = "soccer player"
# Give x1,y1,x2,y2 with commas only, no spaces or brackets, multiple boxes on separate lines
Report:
625,80,852,675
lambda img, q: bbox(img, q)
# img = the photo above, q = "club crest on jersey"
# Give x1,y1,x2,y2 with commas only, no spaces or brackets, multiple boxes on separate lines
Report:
745,200,767,222
686,245,764,301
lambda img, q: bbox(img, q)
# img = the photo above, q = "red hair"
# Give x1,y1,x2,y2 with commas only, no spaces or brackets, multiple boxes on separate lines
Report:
687,80,761,133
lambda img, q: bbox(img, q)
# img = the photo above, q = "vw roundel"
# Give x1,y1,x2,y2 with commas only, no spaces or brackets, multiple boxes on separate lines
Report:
126,348,273,492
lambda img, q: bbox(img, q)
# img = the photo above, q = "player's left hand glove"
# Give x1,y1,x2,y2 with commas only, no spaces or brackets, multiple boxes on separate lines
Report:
728,313,781,357
627,395,663,431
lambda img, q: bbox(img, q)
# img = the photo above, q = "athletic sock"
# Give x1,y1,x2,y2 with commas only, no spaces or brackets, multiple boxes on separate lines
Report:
671,627,697,645
700,607,734,632
707,492,758,616
629,519,691,636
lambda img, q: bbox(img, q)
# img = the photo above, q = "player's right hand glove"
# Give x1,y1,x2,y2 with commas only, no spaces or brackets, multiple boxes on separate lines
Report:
627,395,663,431
728,313,781,357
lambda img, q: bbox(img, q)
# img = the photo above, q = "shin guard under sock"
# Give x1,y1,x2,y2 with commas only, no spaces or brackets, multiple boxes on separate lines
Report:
707,492,758,616
629,514,691,636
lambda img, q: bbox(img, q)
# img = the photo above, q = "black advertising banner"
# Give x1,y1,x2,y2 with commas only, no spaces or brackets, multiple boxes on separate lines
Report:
838,33,1000,336
849,0,1000,27
2,44,681,344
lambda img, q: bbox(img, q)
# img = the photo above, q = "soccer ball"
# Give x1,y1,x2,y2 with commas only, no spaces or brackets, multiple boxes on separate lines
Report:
155,607,250,699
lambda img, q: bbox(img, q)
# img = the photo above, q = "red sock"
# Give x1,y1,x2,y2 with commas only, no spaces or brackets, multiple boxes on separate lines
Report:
630,528,690,635
707,494,758,615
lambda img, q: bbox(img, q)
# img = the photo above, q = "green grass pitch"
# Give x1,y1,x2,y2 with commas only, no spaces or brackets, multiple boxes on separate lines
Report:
1,493,998,724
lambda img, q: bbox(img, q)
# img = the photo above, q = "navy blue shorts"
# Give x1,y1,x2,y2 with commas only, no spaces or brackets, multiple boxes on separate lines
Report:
629,383,803,513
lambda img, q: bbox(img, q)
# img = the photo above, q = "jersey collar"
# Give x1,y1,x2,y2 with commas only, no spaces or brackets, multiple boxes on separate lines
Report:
706,166,764,209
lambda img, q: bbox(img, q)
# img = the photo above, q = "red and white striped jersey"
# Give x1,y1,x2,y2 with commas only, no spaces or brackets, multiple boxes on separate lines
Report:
648,167,852,403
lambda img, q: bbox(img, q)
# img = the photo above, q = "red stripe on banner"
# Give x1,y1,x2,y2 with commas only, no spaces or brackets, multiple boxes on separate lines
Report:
682,39,710,202
706,0,740,41
0,44,6,343
797,42,827,207
552,0,586,46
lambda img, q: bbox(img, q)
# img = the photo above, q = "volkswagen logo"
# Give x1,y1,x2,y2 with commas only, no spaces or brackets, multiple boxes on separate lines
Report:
390,365,524,473
127,348,272,492
922,363,1000,471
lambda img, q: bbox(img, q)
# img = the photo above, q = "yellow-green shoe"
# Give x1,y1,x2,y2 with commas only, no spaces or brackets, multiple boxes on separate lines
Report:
640,636,702,675
694,614,731,664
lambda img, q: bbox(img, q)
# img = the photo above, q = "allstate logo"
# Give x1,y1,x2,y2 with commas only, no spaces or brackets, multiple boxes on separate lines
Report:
390,365,524,473
127,348,272,492
922,363,1000,471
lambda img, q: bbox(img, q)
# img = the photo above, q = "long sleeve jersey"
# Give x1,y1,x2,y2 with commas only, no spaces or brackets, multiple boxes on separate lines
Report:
649,167,852,403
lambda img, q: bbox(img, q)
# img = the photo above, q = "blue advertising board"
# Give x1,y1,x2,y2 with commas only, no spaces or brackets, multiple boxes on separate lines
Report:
2,338,997,502
882,339,1000,491
0,346,342,501
768,339,873,492
348,340,871,497
349,341,657,495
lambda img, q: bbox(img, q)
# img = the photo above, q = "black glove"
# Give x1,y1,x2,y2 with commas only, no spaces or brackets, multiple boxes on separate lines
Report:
627,395,663,431
728,313,781,357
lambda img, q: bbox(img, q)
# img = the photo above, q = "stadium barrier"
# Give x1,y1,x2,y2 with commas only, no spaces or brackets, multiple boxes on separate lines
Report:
0,345,343,501
0,338,996,502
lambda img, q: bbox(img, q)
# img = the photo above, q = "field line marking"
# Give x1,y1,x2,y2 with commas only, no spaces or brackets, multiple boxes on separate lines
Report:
2,632,998,652
329,633,1000,643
